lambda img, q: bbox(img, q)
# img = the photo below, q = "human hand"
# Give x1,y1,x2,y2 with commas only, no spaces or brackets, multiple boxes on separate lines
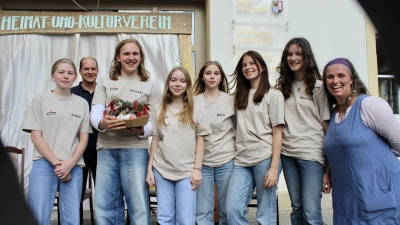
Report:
322,172,332,194
101,115,126,131
264,167,278,188
125,126,144,135
146,169,156,187
190,169,202,190
54,161,73,180
61,173,71,182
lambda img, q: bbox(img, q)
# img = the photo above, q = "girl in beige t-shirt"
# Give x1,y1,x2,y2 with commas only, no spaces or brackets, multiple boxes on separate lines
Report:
146,67,211,224
276,37,331,225
193,61,236,224
226,51,285,224
22,58,92,224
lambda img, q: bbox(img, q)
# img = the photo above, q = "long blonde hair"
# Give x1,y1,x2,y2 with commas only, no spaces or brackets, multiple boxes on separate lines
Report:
158,67,196,129
109,39,149,81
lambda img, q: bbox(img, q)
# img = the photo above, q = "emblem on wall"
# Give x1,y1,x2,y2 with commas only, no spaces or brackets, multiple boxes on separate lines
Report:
272,0,284,14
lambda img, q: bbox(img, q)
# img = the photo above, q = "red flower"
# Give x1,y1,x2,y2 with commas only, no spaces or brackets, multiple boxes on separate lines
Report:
143,106,148,116
107,100,115,111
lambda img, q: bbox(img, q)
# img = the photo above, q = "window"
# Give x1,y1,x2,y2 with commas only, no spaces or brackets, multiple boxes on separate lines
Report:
378,75,398,114
377,34,399,113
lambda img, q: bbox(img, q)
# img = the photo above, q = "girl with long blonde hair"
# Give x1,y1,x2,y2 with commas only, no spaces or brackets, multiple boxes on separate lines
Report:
146,67,211,224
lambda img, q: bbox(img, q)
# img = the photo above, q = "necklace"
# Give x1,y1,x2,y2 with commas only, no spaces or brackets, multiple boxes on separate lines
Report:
203,91,220,99
294,80,303,92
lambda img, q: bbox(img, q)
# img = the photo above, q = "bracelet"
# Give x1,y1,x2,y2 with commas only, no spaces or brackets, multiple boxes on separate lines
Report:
194,167,202,171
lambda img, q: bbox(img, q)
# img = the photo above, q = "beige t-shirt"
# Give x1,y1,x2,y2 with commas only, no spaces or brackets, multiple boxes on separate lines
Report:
22,91,93,167
235,88,285,167
194,92,236,167
282,80,330,166
152,101,212,181
92,75,161,150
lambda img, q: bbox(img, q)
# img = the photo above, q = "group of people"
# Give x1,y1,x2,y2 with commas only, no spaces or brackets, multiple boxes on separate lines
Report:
21,37,400,225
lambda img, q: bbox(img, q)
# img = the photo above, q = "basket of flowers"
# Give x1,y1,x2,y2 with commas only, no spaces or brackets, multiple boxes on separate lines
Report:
105,95,150,127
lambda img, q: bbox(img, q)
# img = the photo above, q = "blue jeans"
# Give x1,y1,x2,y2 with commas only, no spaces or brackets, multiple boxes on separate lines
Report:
153,169,196,225
29,158,82,225
281,155,325,225
95,149,150,225
196,160,233,225
226,158,281,225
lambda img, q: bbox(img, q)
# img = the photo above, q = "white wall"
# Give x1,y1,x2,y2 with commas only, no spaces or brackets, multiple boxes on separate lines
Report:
209,0,369,87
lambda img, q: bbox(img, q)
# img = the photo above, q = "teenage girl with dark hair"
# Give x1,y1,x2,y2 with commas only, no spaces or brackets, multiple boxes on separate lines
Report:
276,37,331,224
226,51,285,224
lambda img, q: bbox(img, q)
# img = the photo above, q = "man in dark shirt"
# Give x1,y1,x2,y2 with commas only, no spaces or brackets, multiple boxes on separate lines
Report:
70,57,99,224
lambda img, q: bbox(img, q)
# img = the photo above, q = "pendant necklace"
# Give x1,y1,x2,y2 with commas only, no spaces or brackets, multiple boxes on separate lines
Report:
295,80,303,92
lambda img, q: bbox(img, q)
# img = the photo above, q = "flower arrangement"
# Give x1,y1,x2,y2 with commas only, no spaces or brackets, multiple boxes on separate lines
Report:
105,95,150,120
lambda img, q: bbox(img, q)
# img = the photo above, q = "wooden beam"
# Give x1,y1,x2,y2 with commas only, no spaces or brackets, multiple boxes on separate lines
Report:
179,34,194,81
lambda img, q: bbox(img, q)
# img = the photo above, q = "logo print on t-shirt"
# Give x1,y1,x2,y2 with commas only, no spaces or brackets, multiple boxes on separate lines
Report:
217,113,225,116
300,96,313,101
47,110,56,115
71,113,81,118
130,89,143,94
110,86,118,91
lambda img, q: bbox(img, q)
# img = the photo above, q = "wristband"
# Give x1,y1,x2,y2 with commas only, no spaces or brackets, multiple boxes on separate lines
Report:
194,167,201,171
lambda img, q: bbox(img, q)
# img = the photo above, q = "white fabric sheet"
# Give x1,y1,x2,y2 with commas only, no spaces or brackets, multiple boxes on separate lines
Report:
0,34,180,195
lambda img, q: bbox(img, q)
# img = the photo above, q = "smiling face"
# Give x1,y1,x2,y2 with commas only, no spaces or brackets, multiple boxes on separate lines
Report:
287,44,305,75
168,69,188,99
325,64,353,104
52,63,77,90
116,42,141,76
242,55,262,86
79,58,98,84
202,64,222,90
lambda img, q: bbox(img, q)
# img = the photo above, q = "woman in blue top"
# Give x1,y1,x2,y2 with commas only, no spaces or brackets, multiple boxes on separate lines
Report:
323,58,400,224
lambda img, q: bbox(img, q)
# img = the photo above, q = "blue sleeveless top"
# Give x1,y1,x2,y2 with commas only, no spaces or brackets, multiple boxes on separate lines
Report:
324,95,400,224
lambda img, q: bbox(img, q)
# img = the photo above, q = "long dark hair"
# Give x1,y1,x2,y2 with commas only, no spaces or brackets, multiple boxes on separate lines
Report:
322,58,369,109
193,61,229,95
276,37,321,99
231,50,270,110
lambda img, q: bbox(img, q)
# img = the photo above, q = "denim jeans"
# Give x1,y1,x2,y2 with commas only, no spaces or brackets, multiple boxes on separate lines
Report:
95,149,150,225
281,155,325,225
226,158,281,225
153,169,196,225
29,157,83,225
196,160,233,225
